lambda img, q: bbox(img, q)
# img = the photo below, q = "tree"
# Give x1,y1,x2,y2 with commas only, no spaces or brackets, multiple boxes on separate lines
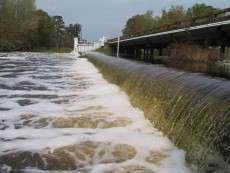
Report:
122,4,218,36
186,3,217,18
54,15,65,50
35,10,56,47
158,6,186,26
67,23,81,38
0,0,37,51
2,0,35,19
123,11,157,35
122,7,186,36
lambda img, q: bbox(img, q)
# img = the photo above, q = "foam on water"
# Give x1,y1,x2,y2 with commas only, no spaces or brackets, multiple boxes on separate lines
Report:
0,53,192,173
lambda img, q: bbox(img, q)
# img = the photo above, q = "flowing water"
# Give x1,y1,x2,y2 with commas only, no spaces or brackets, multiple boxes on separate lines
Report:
0,53,192,173
86,53,230,173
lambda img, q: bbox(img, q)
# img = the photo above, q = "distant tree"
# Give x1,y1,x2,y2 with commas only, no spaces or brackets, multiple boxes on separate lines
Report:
122,7,186,35
67,23,81,38
54,15,65,50
158,6,186,26
0,0,82,52
2,0,35,19
15,0,36,18
123,10,157,35
122,4,219,36
0,0,37,50
186,3,217,18
34,10,56,47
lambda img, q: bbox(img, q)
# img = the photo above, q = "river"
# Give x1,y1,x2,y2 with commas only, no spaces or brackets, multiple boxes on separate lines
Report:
0,53,192,173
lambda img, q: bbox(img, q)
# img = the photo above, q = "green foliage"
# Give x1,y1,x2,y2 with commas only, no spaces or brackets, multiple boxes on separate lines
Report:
158,6,185,26
123,3,217,36
0,0,82,52
36,10,56,47
123,11,157,35
2,0,35,19
0,39,16,51
186,3,217,18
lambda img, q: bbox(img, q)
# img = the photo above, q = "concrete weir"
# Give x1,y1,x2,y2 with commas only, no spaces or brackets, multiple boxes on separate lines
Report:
86,52,230,173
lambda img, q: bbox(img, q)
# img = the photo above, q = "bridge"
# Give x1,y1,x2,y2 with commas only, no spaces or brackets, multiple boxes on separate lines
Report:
108,7,230,60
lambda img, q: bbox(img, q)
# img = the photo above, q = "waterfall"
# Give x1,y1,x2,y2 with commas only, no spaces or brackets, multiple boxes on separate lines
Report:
87,52,230,173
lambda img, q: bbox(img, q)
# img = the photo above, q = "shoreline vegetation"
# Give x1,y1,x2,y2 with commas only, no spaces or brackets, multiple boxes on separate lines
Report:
0,0,81,53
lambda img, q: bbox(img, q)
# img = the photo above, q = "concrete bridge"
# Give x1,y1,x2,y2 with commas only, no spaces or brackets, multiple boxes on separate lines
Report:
108,7,230,60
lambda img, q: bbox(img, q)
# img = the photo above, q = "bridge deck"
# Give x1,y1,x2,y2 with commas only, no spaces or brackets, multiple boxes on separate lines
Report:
108,7,230,45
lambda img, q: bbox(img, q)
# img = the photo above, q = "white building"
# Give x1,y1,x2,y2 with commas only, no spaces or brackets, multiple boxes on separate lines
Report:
72,36,106,57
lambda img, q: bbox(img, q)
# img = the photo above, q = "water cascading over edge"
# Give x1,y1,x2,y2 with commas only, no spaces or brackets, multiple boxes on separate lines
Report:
86,52,230,173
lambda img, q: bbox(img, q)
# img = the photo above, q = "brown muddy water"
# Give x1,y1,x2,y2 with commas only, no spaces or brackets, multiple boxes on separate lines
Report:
0,53,191,173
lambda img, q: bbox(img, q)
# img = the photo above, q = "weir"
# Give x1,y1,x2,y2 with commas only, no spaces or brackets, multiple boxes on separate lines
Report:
86,52,230,173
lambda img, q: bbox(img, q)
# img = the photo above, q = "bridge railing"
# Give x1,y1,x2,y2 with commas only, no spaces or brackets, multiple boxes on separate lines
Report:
108,7,230,43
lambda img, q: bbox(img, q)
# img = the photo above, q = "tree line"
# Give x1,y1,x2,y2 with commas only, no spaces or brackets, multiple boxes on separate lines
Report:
123,3,217,35
0,0,81,52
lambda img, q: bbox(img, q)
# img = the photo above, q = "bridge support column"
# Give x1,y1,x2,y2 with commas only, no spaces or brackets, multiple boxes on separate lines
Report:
130,47,135,59
220,45,225,60
147,49,151,62
137,48,142,60
159,48,163,56
167,47,171,57
146,49,149,61
150,49,154,62
135,48,138,60
134,48,138,59
143,48,146,60
146,49,150,61
125,48,129,58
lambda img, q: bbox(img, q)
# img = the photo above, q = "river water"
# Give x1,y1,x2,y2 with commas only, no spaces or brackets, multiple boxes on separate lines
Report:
0,53,192,173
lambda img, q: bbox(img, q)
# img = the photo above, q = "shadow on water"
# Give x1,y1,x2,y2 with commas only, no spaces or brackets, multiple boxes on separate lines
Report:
87,52,230,173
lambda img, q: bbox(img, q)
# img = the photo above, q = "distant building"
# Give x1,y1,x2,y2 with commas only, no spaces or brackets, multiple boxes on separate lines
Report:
72,36,106,57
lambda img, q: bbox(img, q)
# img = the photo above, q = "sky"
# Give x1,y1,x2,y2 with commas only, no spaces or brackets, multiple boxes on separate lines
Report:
36,0,230,41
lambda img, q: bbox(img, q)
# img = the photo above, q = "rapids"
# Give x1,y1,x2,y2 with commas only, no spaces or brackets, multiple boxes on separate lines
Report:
0,53,191,173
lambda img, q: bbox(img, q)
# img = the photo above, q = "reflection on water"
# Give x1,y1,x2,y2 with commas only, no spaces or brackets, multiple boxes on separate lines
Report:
0,53,191,173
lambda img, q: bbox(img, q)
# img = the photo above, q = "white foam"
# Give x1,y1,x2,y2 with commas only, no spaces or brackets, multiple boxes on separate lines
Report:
0,54,192,173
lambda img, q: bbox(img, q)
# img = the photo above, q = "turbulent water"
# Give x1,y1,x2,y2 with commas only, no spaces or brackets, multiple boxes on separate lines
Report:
0,53,191,173
87,53,230,173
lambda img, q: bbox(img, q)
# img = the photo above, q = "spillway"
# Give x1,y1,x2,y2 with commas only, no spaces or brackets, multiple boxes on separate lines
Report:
87,52,230,173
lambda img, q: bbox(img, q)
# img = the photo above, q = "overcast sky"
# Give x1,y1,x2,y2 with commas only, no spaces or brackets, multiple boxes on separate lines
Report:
36,0,230,41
